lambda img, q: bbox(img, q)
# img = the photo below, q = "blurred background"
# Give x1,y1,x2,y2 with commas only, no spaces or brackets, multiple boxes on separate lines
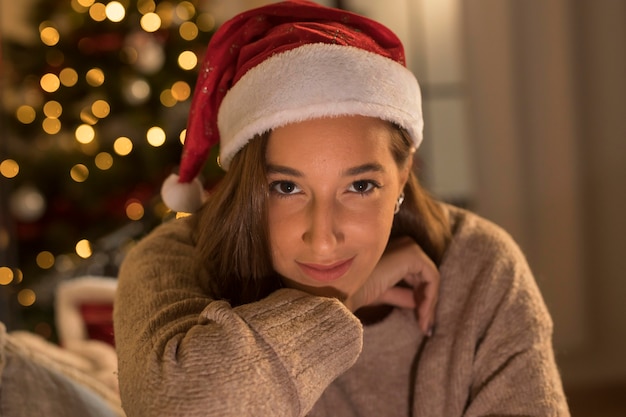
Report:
1,0,624,414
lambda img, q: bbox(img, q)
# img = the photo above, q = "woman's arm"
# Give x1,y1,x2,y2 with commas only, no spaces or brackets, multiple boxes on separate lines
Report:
113,217,362,417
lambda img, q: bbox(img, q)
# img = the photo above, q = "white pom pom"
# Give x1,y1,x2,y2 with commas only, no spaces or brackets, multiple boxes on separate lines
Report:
160,173,206,213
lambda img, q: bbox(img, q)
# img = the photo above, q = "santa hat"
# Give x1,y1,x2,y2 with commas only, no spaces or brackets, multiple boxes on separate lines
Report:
161,0,423,213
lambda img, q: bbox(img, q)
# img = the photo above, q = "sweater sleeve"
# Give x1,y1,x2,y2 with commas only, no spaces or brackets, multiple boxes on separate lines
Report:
455,215,569,416
414,208,569,417
113,217,363,417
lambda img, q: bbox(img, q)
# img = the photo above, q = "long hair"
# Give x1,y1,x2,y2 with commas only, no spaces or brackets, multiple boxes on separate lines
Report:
194,124,451,306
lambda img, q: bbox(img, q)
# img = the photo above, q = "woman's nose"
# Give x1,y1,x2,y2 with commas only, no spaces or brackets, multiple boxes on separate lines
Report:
301,197,344,254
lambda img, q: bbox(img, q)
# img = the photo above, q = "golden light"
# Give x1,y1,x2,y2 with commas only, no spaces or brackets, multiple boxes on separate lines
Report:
40,73,61,93
40,27,60,46
95,152,114,170
137,0,156,15
140,12,161,32
105,1,126,22
71,0,90,13
16,105,36,124
70,164,90,182
146,126,166,147
156,2,174,28
36,251,55,269
176,1,195,20
179,129,186,144
77,0,95,8
125,199,145,220
114,136,133,156
42,118,62,135
43,101,63,118
75,239,93,259
177,50,197,70
14,269,23,284
86,68,105,87
171,81,191,101
179,21,198,41
91,99,110,118
196,13,215,32
60,68,79,87
0,267,13,285
0,159,19,179
80,108,99,125
159,89,177,107
89,2,107,22
17,289,36,307
75,124,96,144
128,78,151,102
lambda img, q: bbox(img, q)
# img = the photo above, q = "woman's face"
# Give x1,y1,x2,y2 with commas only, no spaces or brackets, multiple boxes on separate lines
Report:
266,115,410,299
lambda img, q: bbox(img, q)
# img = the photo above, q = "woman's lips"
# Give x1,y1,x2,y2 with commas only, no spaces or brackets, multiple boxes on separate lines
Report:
297,258,354,282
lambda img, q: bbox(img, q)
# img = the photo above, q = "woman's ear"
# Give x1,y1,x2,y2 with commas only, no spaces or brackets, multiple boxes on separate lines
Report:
399,150,414,190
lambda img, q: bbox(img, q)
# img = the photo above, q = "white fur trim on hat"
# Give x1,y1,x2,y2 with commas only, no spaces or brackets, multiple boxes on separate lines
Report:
217,43,423,170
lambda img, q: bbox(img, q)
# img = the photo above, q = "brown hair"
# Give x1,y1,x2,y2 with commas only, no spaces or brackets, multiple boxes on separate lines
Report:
194,124,451,306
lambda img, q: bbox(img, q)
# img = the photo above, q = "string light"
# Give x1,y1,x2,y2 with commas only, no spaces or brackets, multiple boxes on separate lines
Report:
137,0,156,15
89,3,107,22
75,239,93,259
16,106,36,124
43,101,63,118
36,251,55,269
146,126,166,147
179,21,199,41
95,152,114,170
0,267,13,285
140,12,161,32
75,124,96,144
70,164,89,182
42,118,62,135
17,289,36,307
40,73,61,93
177,50,197,70
59,68,79,87
86,68,105,87
113,137,133,156
40,26,60,46
125,199,145,220
1,159,20,179
105,1,126,22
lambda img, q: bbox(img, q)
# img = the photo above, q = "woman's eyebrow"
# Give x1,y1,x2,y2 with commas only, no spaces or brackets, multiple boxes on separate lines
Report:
344,163,386,176
266,164,304,177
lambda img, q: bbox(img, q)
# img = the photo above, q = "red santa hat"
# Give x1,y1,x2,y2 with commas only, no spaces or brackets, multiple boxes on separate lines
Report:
161,0,423,213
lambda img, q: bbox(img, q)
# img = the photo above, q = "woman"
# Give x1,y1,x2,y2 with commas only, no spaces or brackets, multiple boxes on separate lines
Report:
113,1,570,416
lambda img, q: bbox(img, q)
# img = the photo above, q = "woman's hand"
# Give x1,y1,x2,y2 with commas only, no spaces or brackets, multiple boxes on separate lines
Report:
343,236,439,336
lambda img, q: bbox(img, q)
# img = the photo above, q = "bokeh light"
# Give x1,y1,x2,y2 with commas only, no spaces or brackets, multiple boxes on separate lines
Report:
146,126,166,147
95,152,114,170
114,136,133,156
105,1,126,22
75,124,96,144
0,267,14,285
70,164,89,182
0,159,20,179
140,12,161,32
36,251,55,269
178,50,197,70
16,105,36,124
75,239,93,259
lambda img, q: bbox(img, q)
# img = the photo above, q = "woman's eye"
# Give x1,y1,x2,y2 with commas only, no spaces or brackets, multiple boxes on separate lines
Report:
348,180,379,194
270,181,301,195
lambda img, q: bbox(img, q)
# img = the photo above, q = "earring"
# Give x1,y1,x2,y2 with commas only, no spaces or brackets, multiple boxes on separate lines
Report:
394,192,405,214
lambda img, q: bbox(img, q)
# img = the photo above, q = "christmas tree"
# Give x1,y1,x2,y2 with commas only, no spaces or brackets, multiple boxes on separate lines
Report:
0,0,221,338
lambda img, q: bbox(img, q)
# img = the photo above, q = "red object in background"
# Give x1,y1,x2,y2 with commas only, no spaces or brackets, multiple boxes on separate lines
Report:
79,303,115,347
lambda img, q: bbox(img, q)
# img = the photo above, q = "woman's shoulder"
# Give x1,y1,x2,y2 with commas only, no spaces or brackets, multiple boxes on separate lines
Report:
437,203,535,301
442,203,525,263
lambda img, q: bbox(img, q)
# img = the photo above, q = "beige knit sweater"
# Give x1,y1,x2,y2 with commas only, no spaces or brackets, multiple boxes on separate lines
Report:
113,205,570,416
